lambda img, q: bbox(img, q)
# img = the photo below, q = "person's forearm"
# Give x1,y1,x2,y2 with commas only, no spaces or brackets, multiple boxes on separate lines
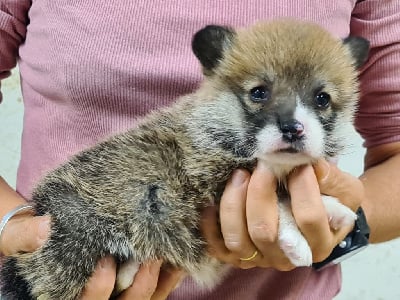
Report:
0,176,28,218
361,144,400,243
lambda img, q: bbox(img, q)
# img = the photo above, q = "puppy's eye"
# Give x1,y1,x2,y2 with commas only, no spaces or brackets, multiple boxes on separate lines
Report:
315,92,331,108
250,86,270,103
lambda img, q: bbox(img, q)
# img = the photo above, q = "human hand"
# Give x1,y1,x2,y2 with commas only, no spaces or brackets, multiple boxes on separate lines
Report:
202,164,295,270
201,160,364,270
0,213,50,256
80,258,185,300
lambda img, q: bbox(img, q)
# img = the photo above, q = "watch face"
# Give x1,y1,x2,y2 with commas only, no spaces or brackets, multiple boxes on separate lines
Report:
312,243,368,271
331,244,368,264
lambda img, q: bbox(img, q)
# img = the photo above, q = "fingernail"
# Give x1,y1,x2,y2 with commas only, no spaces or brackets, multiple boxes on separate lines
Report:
145,259,163,268
314,159,330,182
147,259,163,276
155,259,163,267
100,256,115,268
231,169,247,186
37,218,50,244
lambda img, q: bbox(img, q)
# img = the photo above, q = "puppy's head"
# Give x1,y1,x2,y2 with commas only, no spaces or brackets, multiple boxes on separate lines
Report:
189,20,369,173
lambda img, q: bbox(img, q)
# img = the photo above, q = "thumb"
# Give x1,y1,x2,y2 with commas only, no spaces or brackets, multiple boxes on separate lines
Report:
1,215,50,256
313,159,364,211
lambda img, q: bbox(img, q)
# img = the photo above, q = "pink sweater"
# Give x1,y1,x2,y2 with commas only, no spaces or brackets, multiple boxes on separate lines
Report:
1,1,399,299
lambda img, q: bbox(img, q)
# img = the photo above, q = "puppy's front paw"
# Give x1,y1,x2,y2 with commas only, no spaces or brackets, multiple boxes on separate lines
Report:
278,202,312,267
279,229,313,267
116,258,140,293
322,195,357,230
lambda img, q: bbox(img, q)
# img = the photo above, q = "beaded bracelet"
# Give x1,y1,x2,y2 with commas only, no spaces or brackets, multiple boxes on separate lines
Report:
0,204,34,242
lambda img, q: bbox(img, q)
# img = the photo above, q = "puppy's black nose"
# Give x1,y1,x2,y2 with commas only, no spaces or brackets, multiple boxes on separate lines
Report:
280,119,304,142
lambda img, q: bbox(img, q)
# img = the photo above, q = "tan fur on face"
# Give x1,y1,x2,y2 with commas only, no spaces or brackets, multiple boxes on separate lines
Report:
214,20,359,118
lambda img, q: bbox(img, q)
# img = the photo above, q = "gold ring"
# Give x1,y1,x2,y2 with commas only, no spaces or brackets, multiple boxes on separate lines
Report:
239,250,258,261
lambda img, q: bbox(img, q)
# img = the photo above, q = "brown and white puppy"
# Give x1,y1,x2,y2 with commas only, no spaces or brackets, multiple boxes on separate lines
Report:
0,19,369,300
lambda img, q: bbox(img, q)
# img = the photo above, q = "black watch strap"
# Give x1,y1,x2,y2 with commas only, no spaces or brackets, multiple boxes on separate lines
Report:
312,207,370,270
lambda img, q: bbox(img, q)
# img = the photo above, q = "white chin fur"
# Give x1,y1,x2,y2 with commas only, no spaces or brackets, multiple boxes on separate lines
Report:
262,153,314,165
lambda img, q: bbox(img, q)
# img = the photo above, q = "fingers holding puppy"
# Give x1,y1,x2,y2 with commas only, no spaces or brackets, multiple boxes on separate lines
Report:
202,166,295,271
203,160,362,269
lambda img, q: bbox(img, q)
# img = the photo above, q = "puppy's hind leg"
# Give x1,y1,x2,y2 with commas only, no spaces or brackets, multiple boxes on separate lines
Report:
0,256,34,300
14,243,98,300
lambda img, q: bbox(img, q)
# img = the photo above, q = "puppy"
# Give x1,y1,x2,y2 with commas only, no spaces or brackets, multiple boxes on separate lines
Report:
0,19,369,300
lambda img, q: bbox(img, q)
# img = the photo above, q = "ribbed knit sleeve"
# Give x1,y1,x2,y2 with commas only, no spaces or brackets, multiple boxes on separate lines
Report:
351,0,400,148
0,0,30,101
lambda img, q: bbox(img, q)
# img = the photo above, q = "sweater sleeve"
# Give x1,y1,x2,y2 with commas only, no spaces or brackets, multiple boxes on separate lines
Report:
0,0,31,102
351,0,400,148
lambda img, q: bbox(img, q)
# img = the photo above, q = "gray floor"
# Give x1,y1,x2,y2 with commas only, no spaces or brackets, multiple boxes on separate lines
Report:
1,70,399,299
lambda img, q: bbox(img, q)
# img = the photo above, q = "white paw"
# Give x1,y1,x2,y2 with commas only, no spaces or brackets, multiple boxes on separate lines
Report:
278,201,312,267
322,196,357,230
190,256,228,289
279,229,313,267
116,258,140,293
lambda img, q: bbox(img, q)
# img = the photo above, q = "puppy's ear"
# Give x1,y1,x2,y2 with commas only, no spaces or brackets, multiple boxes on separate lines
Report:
343,36,370,68
192,25,236,75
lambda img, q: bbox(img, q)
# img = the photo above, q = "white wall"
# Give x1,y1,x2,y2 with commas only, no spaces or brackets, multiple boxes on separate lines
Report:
1,70,399,299
0,70,23,187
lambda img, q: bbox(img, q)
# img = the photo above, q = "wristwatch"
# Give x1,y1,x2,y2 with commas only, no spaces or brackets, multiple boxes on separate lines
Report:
312,207,370,270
